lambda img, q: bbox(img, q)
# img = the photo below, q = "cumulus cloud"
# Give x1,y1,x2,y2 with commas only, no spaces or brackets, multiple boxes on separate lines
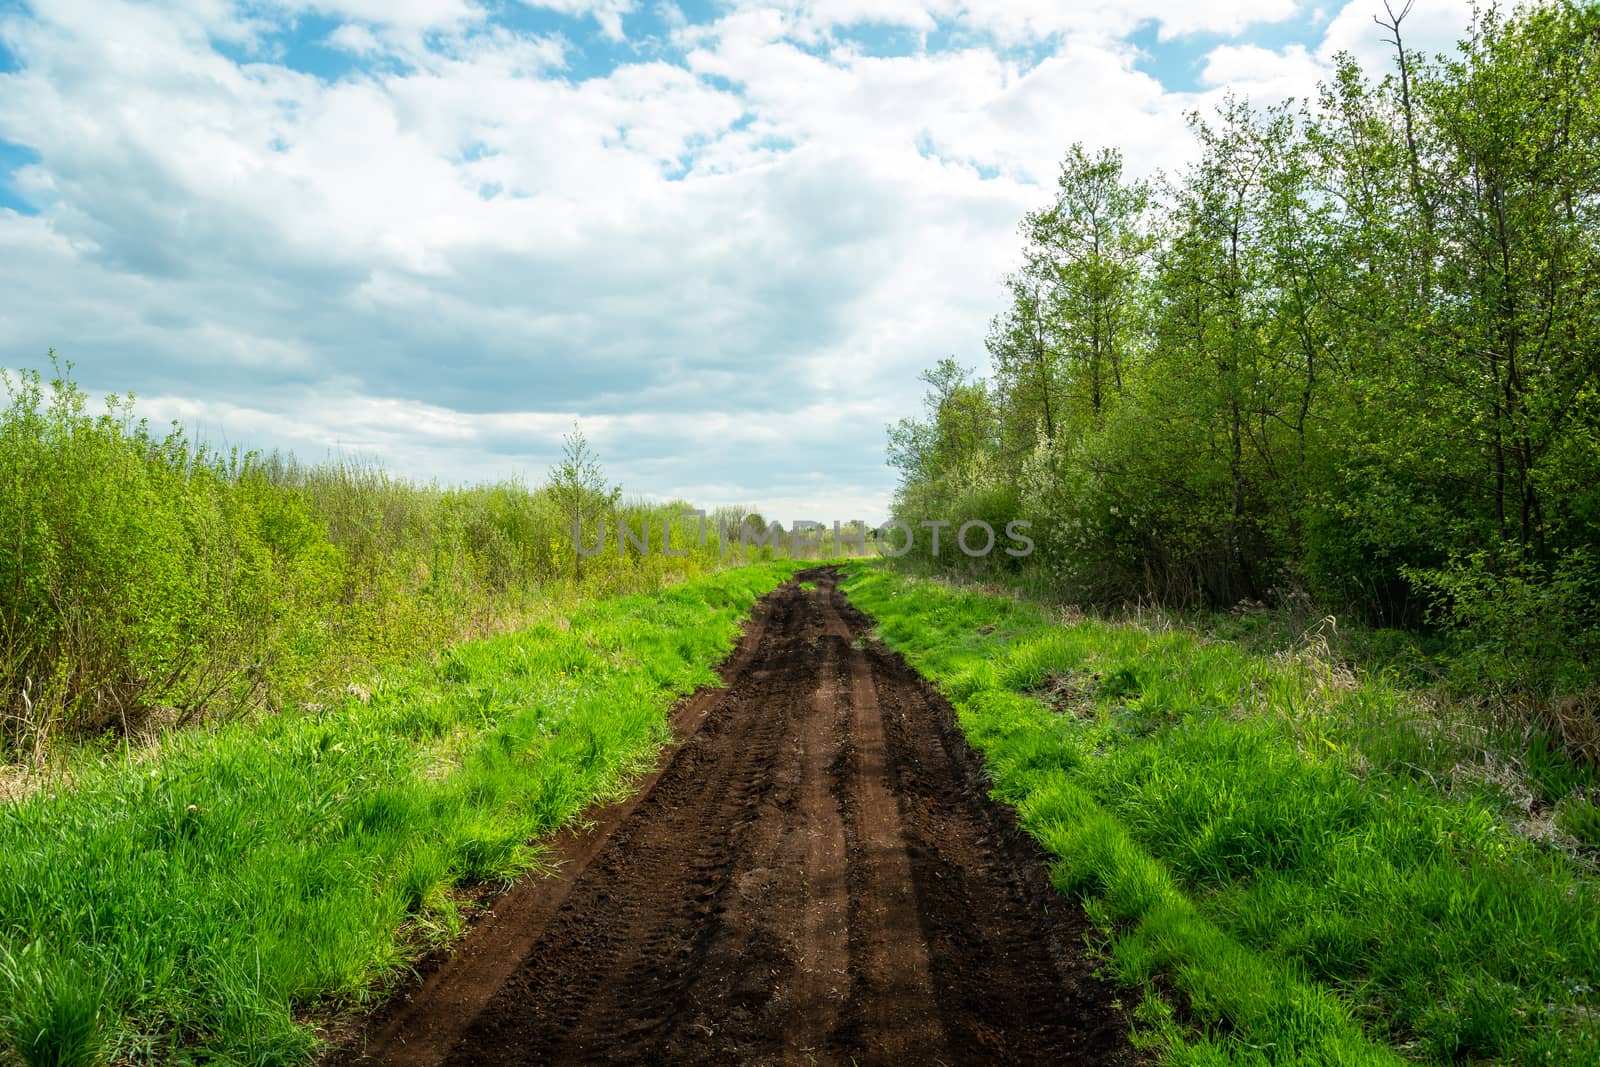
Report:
516,0,639,42
1200,42,1323,92
715,0,1305,46
0,0,1474,521
284,0,487,32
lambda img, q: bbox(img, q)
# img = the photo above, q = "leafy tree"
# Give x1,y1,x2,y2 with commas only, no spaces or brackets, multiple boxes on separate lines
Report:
548,423,619,578
885,0,1600,701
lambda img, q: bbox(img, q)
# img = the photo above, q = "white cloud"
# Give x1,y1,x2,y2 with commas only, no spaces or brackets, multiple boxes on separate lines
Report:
286,0,486,31
515,0,638,41
715,0,1304,45
1321,0,1476,69
1201,42,1322,88
0,0,1477,519
326,23,383,55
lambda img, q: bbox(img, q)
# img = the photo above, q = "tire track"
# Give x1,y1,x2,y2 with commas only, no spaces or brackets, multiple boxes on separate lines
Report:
332,568,1139,1066
820,584,948,1061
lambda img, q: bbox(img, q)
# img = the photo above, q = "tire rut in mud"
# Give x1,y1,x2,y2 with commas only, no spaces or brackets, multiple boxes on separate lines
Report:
335,567,1138,1066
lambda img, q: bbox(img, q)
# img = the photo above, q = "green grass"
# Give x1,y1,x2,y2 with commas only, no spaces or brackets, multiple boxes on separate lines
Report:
0,561,801,1065
841,561,1600,1066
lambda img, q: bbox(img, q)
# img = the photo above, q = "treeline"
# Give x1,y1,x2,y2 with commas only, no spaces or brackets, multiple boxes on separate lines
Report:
889,1,1600,700
0,363,789,760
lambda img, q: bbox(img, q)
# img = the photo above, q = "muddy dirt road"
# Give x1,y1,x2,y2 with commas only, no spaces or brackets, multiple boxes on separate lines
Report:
336,567,1135,1066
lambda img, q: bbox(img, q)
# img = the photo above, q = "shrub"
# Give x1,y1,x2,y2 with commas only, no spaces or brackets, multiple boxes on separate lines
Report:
0,360,744,760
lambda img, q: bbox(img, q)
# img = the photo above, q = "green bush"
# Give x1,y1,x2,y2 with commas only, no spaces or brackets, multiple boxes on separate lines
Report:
1407,548,1600,698
0,360,762,760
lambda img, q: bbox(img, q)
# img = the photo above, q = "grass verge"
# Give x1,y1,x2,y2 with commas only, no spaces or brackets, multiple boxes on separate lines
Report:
840,561,1600,1066
0,560,801,1065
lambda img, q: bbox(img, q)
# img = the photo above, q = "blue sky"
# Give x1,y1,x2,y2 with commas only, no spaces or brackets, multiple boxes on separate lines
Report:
0,0,1474,522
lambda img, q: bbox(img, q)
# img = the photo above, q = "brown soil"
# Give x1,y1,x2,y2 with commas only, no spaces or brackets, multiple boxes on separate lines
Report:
330,567,1138,1066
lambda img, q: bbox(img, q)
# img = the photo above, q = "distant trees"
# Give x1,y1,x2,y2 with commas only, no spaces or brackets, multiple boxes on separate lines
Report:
888,0,1600,681
886,359,1012,567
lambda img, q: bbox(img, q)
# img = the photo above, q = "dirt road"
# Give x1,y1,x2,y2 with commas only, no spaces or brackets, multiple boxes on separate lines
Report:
335,567,1135,1066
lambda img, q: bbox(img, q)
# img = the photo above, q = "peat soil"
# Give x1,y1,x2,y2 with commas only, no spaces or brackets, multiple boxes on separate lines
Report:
331,566,1138,1066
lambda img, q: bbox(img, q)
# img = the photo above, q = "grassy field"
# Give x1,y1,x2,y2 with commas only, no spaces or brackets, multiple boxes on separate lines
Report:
841,561,1600,1066
0,561,800,1066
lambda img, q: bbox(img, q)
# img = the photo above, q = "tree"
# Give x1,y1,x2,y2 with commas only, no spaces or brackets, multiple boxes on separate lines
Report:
1022,144,1152,422
885,0,1600,636
548,423,618,579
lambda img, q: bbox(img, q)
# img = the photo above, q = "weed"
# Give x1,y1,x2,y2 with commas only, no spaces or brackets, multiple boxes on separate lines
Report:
0,945,110,1067
1558,795,1600,848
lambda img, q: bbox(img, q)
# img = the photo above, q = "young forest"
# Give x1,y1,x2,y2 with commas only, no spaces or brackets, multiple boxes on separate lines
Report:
888,1,1600,729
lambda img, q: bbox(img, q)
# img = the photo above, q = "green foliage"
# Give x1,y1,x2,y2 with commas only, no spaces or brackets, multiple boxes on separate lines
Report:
885,0,1600,724
1557,795,1600,848
1409,548,1600,694
843,560,1600,1066
0,561,799,1063
0,360,767,760
548,422,620,580
885,360,1022,574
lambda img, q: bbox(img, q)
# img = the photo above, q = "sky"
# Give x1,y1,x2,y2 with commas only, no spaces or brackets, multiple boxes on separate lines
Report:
0,0,1476,525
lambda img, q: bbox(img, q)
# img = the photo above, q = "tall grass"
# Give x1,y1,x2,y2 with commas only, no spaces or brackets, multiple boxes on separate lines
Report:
0,361,790,762
0,560,801,1064
842,561,1600,1066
